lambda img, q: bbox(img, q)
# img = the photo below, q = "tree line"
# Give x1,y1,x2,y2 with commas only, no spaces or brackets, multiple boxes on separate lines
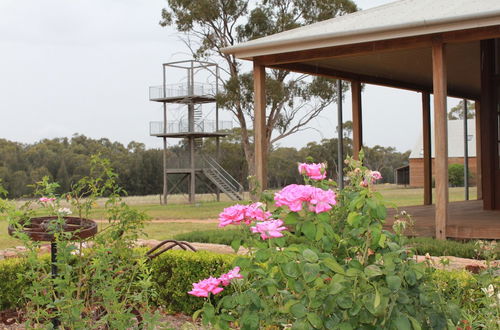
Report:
0,130,409,198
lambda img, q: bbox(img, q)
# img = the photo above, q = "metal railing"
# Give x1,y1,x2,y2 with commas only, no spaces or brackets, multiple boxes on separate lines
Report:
149,82,219,100
150,120,233,135
201,153,243,194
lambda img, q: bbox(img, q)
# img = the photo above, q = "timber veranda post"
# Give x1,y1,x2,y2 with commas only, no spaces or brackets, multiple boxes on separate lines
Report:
432,40,449,240
253,62,267,195
351,80,363,160
422,92,432,205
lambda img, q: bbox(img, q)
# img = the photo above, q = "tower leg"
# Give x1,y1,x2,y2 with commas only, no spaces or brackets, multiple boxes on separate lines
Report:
189,136,196,203
163,137,168,205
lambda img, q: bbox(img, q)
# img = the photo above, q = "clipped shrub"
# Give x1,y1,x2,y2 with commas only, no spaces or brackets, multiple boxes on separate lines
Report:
0,257,31,311
408,237,498,260
174,229,244,245
174,228,308,247
175,231,497,260
150,250,236,314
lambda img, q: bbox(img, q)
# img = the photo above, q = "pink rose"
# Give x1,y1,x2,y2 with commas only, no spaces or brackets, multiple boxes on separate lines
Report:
188,277,224,297
245,202,272,223
309,189,337,214
275,184,336,214
218,203,272,227
274,184,314,212
39,197,56,203
298,163,327,180
218,267,243,286
370,171,382,182
251,219,287,240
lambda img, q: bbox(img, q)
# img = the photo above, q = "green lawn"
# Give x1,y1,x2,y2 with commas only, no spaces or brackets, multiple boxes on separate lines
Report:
377,185,477,207
0,186,478,250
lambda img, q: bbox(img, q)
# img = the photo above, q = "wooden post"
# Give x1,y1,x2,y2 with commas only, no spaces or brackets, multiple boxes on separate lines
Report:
475,101,482,200
337,80,344,189
351,80,363,159
432,40,449,240
422,92,432,205
254,62,267,192
463,99,469,200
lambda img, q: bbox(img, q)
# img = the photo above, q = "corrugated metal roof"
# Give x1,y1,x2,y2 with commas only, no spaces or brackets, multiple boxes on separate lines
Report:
223,0,500,58
409,119,477,159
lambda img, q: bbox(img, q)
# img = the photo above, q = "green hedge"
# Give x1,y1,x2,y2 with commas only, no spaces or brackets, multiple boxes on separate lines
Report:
0,250,235,315
408,237,498,260
1,251,496,316
175,230,497,260
150,250,235,314
0,257,30,310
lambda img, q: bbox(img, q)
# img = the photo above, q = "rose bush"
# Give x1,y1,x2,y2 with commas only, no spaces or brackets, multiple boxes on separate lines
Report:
190,156,459,329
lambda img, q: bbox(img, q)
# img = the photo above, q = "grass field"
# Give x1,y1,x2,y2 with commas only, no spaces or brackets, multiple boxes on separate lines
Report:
0,185,477,250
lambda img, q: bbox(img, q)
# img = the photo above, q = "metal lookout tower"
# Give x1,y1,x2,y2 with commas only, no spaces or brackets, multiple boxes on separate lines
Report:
149,60,243,204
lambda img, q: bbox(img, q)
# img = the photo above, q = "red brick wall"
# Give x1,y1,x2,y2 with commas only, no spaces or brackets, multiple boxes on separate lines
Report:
409,157,477,187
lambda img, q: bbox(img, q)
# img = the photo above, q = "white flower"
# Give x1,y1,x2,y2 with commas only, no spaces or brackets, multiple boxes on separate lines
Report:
481,284,495,297
57,207,72,216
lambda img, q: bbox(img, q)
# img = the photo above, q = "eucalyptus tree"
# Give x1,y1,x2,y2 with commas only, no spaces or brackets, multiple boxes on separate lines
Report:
161,0,357,188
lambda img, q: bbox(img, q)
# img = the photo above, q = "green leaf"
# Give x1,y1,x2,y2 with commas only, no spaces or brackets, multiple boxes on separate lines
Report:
282,299,299,313
307,313,323,329
315,223,324,241
376,205,387,219
303,263,320,283
323,258,345,274
202,303,215,323
364,265,383,278
338,322,353,330
255,248,272,262
408,316,422,330
347,212,361,227
374,288,381,308
291,320,310,330
302,221,316,240
231,239,241,252
285,212,300,225
241,311,259,329
345,268,361,277
283,262,300,278
290,302,307,318
336,295,353,309
386,275,402,291
393,315,412,330
404,270,417,286
302,249,319,263
329,282,344,295
378,233,387,248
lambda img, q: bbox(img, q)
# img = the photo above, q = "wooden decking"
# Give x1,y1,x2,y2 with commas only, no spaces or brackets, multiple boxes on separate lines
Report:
385,200,500,239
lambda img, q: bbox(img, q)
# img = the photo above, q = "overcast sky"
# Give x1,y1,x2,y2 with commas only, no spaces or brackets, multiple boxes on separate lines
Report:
0,0,462,152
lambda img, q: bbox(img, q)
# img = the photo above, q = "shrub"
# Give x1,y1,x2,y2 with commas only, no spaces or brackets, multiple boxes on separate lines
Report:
174,229,245,245
191,156,461,329
448,164,473,187
4,156,160,328
408,237,498,260
0,250,236,316
0,257,31,311
150,250,235,314
174,228,308,247
176,230,498,260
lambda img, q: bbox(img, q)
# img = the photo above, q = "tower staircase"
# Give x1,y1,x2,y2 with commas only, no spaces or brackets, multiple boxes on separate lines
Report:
200,154,243,201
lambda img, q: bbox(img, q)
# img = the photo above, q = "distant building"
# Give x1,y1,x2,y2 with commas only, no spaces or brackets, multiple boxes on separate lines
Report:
409,119,477,187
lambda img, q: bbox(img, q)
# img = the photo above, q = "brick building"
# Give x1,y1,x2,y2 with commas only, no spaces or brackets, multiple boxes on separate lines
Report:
409,119,477,187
